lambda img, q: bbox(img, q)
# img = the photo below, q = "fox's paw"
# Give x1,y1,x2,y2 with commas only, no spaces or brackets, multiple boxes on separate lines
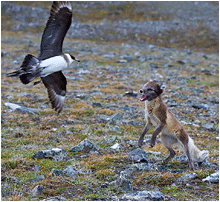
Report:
149,142,155,148
138,143,142,148
138,140,143,148
161,160,166,165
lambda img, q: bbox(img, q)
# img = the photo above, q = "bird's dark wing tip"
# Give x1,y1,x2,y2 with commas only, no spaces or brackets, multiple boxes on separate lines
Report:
41,71,67,114
51,1,72,13
47,87,65,113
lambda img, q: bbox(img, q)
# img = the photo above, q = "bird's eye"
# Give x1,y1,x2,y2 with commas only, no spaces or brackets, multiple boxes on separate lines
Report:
70,55,75,60
139,89,143,94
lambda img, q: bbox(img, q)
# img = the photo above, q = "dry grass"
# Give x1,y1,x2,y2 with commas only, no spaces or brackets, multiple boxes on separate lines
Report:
1,2,219,201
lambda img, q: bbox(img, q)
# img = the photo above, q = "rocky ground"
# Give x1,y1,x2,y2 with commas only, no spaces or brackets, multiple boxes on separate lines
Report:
1,1,219,201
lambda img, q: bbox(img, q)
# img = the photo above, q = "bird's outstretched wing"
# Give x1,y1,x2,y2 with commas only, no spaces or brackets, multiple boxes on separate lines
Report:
41,71,67,113
38,1,72,60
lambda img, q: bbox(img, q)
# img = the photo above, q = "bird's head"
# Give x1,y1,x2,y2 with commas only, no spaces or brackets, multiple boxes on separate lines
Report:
65,53,80,64
70,54,80,62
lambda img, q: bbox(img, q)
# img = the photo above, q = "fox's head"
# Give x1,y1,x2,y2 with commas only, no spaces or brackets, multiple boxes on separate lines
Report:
139,80,166,102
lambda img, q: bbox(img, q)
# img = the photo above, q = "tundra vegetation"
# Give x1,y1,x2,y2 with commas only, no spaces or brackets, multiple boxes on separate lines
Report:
1,2,219,201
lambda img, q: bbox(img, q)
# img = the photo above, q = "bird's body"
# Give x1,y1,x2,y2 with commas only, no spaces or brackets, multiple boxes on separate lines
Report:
40,54,73,77
7,1,79,113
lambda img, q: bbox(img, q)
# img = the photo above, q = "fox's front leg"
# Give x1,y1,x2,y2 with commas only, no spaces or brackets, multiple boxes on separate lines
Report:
138,121,152,147
149,123,165,148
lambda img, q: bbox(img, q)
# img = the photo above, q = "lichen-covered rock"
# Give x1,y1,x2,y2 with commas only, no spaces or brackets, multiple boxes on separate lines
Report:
30,185,45,197
123,91,138,97
202,122,215,131
199,160,218,170
111,125,121,133
32,148,66,162
34,165,42,171
113,171,133,192
202,171,219,183
192,103,210,110
103,136,117,144
5,102,38,114
127,148,149,163
126,139,139,147
96,115,110,123
70,139,98,153
178,173,198,182
43,196,68,201
30,175,45,183
63,167,77,179
116,59,127,63
125,163,157,177
121,119,142,126
130,162,156,172
176,155,188,163
121,190,164,201
108,112,123,124
50,169,64,177
1,2,218,201
110,143,122,150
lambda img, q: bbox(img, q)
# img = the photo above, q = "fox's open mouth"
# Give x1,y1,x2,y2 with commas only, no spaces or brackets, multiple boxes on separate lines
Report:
140,95,147,101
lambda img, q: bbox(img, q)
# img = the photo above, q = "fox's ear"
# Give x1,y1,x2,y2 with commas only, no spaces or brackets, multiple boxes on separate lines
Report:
160,82,166,92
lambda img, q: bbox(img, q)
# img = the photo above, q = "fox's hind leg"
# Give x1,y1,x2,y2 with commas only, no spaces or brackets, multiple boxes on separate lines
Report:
176,129,194,170
161,133,178,164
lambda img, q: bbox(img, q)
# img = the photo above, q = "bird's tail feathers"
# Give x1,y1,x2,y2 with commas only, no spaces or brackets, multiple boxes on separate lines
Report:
8,54,40,84
7,70,24,77
20,54,39,70
19,73,36,84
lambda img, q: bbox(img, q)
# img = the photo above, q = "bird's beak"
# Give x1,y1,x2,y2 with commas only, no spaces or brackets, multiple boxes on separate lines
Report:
75,58,80,62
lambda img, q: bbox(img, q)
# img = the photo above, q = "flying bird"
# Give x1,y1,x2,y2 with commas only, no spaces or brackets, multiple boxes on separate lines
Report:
7,1,80,113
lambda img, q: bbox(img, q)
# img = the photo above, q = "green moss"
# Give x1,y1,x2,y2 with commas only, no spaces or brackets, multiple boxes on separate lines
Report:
1,3,218,199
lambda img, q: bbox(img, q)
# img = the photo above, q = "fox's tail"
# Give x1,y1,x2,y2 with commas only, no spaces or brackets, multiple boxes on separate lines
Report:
7,54,39,85
186,136,209,163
